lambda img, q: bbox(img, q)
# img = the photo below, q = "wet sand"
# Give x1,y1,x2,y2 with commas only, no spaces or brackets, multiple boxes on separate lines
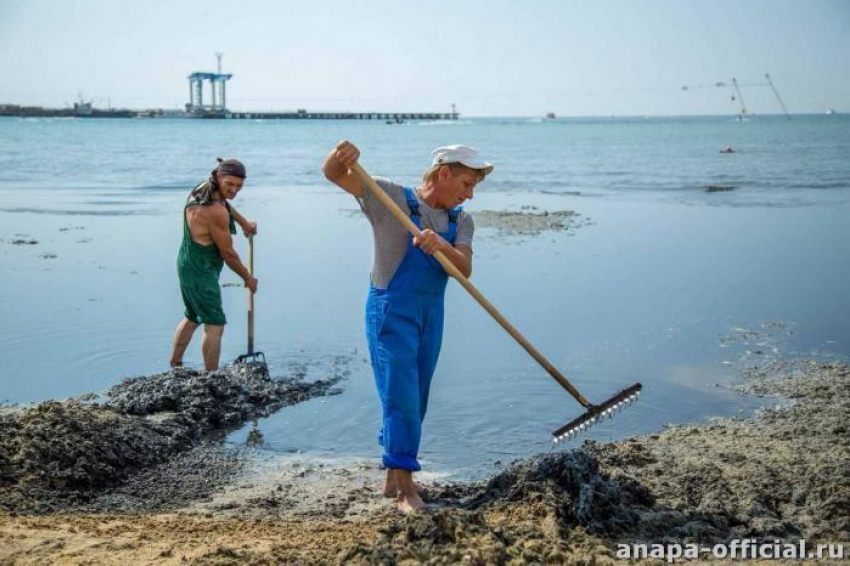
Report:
1,355,846,565
473,206,589,239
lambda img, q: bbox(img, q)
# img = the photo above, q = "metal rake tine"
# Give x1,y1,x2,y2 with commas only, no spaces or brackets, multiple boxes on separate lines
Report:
551,383,643,442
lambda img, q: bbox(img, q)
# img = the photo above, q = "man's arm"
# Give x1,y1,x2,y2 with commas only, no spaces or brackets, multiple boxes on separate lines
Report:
323,140,364,197
414,231,473,278
449,243,473,278
207,205,259,292
227,204,257,237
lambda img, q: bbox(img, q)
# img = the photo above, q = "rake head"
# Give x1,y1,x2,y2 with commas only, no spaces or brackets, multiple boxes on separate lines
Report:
552,382,642,444
235,350,267,367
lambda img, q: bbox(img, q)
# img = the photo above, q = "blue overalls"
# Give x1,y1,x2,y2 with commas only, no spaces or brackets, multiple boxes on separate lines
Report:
365,188,461,471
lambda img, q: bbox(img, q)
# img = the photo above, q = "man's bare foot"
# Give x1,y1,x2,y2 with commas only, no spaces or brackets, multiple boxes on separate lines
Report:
383,469,398,498
383,483,398,498
397,490,427,514
385,482,424,497
389,469,427,512
383,470,423,498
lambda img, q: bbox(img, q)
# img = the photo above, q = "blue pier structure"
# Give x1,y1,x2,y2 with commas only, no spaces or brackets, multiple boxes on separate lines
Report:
186,72,232,117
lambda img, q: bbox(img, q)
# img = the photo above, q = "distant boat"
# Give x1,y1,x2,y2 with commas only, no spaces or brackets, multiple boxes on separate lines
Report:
545,112,556,119
73,100,93,116
826,108,836,115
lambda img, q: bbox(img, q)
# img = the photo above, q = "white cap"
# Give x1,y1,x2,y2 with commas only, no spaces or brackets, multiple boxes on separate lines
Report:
431,145,494,176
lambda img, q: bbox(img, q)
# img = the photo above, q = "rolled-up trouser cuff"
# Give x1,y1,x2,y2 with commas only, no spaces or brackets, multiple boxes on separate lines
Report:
382,452,421,472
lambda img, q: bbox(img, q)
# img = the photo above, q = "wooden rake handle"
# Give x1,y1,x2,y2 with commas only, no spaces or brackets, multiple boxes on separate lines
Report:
351,163,591,407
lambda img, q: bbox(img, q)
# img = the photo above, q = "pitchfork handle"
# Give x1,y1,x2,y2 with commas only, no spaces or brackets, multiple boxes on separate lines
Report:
247,235,255,355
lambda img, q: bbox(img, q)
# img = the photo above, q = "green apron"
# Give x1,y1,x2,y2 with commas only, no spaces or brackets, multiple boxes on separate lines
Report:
177,194,236,325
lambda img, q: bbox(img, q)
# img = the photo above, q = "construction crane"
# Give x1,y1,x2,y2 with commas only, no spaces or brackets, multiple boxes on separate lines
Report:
764,73,791,118
681,74,791,119
731,78,748,118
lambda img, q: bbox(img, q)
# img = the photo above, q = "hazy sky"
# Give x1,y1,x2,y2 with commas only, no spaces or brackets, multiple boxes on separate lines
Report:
1,0,848,116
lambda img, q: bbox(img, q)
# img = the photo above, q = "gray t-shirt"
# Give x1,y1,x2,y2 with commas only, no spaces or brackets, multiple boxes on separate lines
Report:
357,177,474,289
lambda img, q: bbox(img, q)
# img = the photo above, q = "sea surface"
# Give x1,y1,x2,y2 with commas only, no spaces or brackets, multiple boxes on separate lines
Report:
1,114,848,479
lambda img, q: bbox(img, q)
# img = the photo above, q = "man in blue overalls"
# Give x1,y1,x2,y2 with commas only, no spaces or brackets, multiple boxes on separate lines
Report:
323,141,493,513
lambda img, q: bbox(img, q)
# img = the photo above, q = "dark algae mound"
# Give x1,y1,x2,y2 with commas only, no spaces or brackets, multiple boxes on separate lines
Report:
0,400,189,491
0,363,340,513
341,361,849,565
469,450,653,536
107,363,334,428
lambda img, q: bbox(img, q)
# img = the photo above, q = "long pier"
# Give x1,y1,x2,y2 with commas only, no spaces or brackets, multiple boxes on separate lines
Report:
0,104,457,121
227,111,454,120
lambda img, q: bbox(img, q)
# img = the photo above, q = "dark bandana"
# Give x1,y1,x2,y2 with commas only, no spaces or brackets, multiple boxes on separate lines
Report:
217,158,246,179
190,158,246,205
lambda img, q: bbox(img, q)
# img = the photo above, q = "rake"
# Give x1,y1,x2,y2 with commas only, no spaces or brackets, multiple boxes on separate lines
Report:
352,163,642,442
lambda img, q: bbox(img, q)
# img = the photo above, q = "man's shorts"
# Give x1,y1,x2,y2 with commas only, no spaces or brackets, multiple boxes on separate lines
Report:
179,275,227,325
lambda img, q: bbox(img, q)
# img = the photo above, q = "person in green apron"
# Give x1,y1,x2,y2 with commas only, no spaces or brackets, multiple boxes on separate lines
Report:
169,158,258,371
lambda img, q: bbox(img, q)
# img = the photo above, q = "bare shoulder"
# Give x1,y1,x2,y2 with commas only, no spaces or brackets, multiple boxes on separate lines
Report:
204,202,230,225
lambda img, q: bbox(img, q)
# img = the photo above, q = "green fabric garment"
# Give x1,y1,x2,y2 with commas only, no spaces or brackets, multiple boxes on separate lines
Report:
177,194,237,325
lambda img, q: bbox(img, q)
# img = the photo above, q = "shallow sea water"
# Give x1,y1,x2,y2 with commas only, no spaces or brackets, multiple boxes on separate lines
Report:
1,115,848,479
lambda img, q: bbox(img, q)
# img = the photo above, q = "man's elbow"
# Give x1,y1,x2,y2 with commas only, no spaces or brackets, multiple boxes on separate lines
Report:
322,163,339,183
222,249,240,265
